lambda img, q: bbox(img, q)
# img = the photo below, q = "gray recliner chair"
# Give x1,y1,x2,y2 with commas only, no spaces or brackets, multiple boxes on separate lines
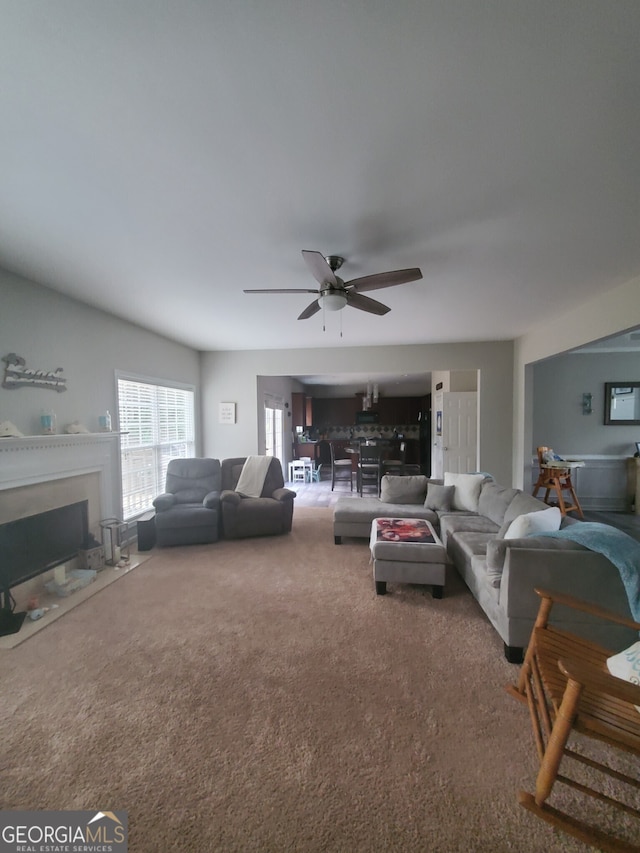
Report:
220,457,295,539
153,458,221,546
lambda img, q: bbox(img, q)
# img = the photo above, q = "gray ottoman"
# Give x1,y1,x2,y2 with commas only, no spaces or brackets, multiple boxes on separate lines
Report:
369,517,447,598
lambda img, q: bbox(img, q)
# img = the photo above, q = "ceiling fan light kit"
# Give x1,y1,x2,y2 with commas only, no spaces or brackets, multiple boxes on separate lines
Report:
243,250,423,327
319,291,347,311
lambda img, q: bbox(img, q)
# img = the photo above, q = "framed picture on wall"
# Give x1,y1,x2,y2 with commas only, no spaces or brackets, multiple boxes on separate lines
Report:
219,402,236,424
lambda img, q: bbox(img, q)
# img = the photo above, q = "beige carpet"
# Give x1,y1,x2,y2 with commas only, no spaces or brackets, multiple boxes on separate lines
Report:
1,507,636,852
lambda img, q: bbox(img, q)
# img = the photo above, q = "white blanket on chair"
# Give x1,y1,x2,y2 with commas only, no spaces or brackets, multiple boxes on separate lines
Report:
235,455,272,498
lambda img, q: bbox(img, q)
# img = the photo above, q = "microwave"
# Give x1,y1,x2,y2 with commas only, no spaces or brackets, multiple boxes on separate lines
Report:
355,411,379,425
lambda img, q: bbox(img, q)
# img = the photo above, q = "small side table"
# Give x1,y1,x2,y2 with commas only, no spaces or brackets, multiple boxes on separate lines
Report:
137,512,156,551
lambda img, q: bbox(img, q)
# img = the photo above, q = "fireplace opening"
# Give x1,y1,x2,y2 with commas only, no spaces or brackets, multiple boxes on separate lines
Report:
0,500,90,636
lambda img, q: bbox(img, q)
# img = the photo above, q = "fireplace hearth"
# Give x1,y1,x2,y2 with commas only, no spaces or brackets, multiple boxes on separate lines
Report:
0,433,125,641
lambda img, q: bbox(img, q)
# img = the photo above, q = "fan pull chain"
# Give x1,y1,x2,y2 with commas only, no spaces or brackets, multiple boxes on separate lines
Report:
340,308,343,338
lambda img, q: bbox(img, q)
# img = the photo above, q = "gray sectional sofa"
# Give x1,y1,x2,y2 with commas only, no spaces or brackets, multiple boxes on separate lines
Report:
334,474,637,661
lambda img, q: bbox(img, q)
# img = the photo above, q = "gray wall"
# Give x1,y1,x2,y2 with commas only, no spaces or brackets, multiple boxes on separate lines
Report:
201,341,514,485
0,270,201,438
533,351,640,456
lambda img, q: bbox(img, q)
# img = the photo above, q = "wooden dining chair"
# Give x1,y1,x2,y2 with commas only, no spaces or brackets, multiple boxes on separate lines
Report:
532,446,584,518
506,587,640,852
329,441,353,491
357,441,384,496
382,440,406,476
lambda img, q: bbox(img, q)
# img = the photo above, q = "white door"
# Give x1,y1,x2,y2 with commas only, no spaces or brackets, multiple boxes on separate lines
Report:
432,392,478,476
264,403,284,470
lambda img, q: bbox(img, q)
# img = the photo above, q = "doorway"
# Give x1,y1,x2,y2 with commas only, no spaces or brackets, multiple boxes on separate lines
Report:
264,396,284,472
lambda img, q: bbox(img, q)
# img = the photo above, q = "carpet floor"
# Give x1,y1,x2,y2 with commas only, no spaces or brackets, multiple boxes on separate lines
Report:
1,507,637,852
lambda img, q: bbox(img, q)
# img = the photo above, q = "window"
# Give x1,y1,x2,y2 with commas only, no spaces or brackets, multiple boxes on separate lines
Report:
117,376,195,520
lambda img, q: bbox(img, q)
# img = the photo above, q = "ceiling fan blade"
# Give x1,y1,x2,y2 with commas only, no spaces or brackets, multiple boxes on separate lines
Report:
346,268,423,293
346,291,390,316
297,300,321,320
301,250,338,287
244,288,319,294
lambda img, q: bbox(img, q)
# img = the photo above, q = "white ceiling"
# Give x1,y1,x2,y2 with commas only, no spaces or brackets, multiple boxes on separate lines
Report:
1,1,639,355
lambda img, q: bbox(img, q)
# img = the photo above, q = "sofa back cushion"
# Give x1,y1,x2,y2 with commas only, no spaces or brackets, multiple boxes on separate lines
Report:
165,458,221,503
221,456,284,496
380,475,428,505
477,481,519,526
503,491,549,526
443,472,485,512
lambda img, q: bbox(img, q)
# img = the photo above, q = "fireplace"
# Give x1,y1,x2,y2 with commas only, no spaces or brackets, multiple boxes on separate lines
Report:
0,499,92,635
0,433,122,628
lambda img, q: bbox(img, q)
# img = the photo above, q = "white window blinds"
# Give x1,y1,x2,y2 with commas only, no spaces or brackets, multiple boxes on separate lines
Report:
117,377,195,520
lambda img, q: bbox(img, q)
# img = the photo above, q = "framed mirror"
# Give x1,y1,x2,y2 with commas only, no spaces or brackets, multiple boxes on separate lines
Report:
604,382,640,425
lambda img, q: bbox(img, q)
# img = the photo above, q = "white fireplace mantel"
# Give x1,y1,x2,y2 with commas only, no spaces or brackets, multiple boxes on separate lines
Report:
0,433,122,520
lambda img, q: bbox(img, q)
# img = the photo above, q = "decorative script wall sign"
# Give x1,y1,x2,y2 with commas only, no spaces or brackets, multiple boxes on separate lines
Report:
2,353,68,392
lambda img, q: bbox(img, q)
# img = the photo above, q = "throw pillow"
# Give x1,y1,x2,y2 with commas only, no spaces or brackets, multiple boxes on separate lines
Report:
424,483,455,511
380,475,429,505
443,472,485,512
504,506,561,539
606,641,640,713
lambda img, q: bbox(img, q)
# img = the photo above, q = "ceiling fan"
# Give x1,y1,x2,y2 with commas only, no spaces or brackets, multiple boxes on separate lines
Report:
244,250,423,320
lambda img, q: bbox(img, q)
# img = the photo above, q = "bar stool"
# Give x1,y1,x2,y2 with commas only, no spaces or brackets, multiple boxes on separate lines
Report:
382,441,406,476
329,442,353,491
532,446,584,518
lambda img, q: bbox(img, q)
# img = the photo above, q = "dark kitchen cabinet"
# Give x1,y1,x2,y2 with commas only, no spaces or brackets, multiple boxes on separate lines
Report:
292,392,315,429
291,392,306,429
312,397,357,427
374,396,421,425
310,395,421,427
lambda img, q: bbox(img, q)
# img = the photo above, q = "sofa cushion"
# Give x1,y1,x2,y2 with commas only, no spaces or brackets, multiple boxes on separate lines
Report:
504,506,562,539
380,475,428,505
445,515,500,534
154,503,218,530
444,472,485,512
333,496,438,527
440,514,500,547
478,481,519,526
424,483,455,511
175,488,208,504
503,491,549,526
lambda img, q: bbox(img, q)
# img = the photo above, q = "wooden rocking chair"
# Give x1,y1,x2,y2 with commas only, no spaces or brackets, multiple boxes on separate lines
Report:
506,588,640,852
